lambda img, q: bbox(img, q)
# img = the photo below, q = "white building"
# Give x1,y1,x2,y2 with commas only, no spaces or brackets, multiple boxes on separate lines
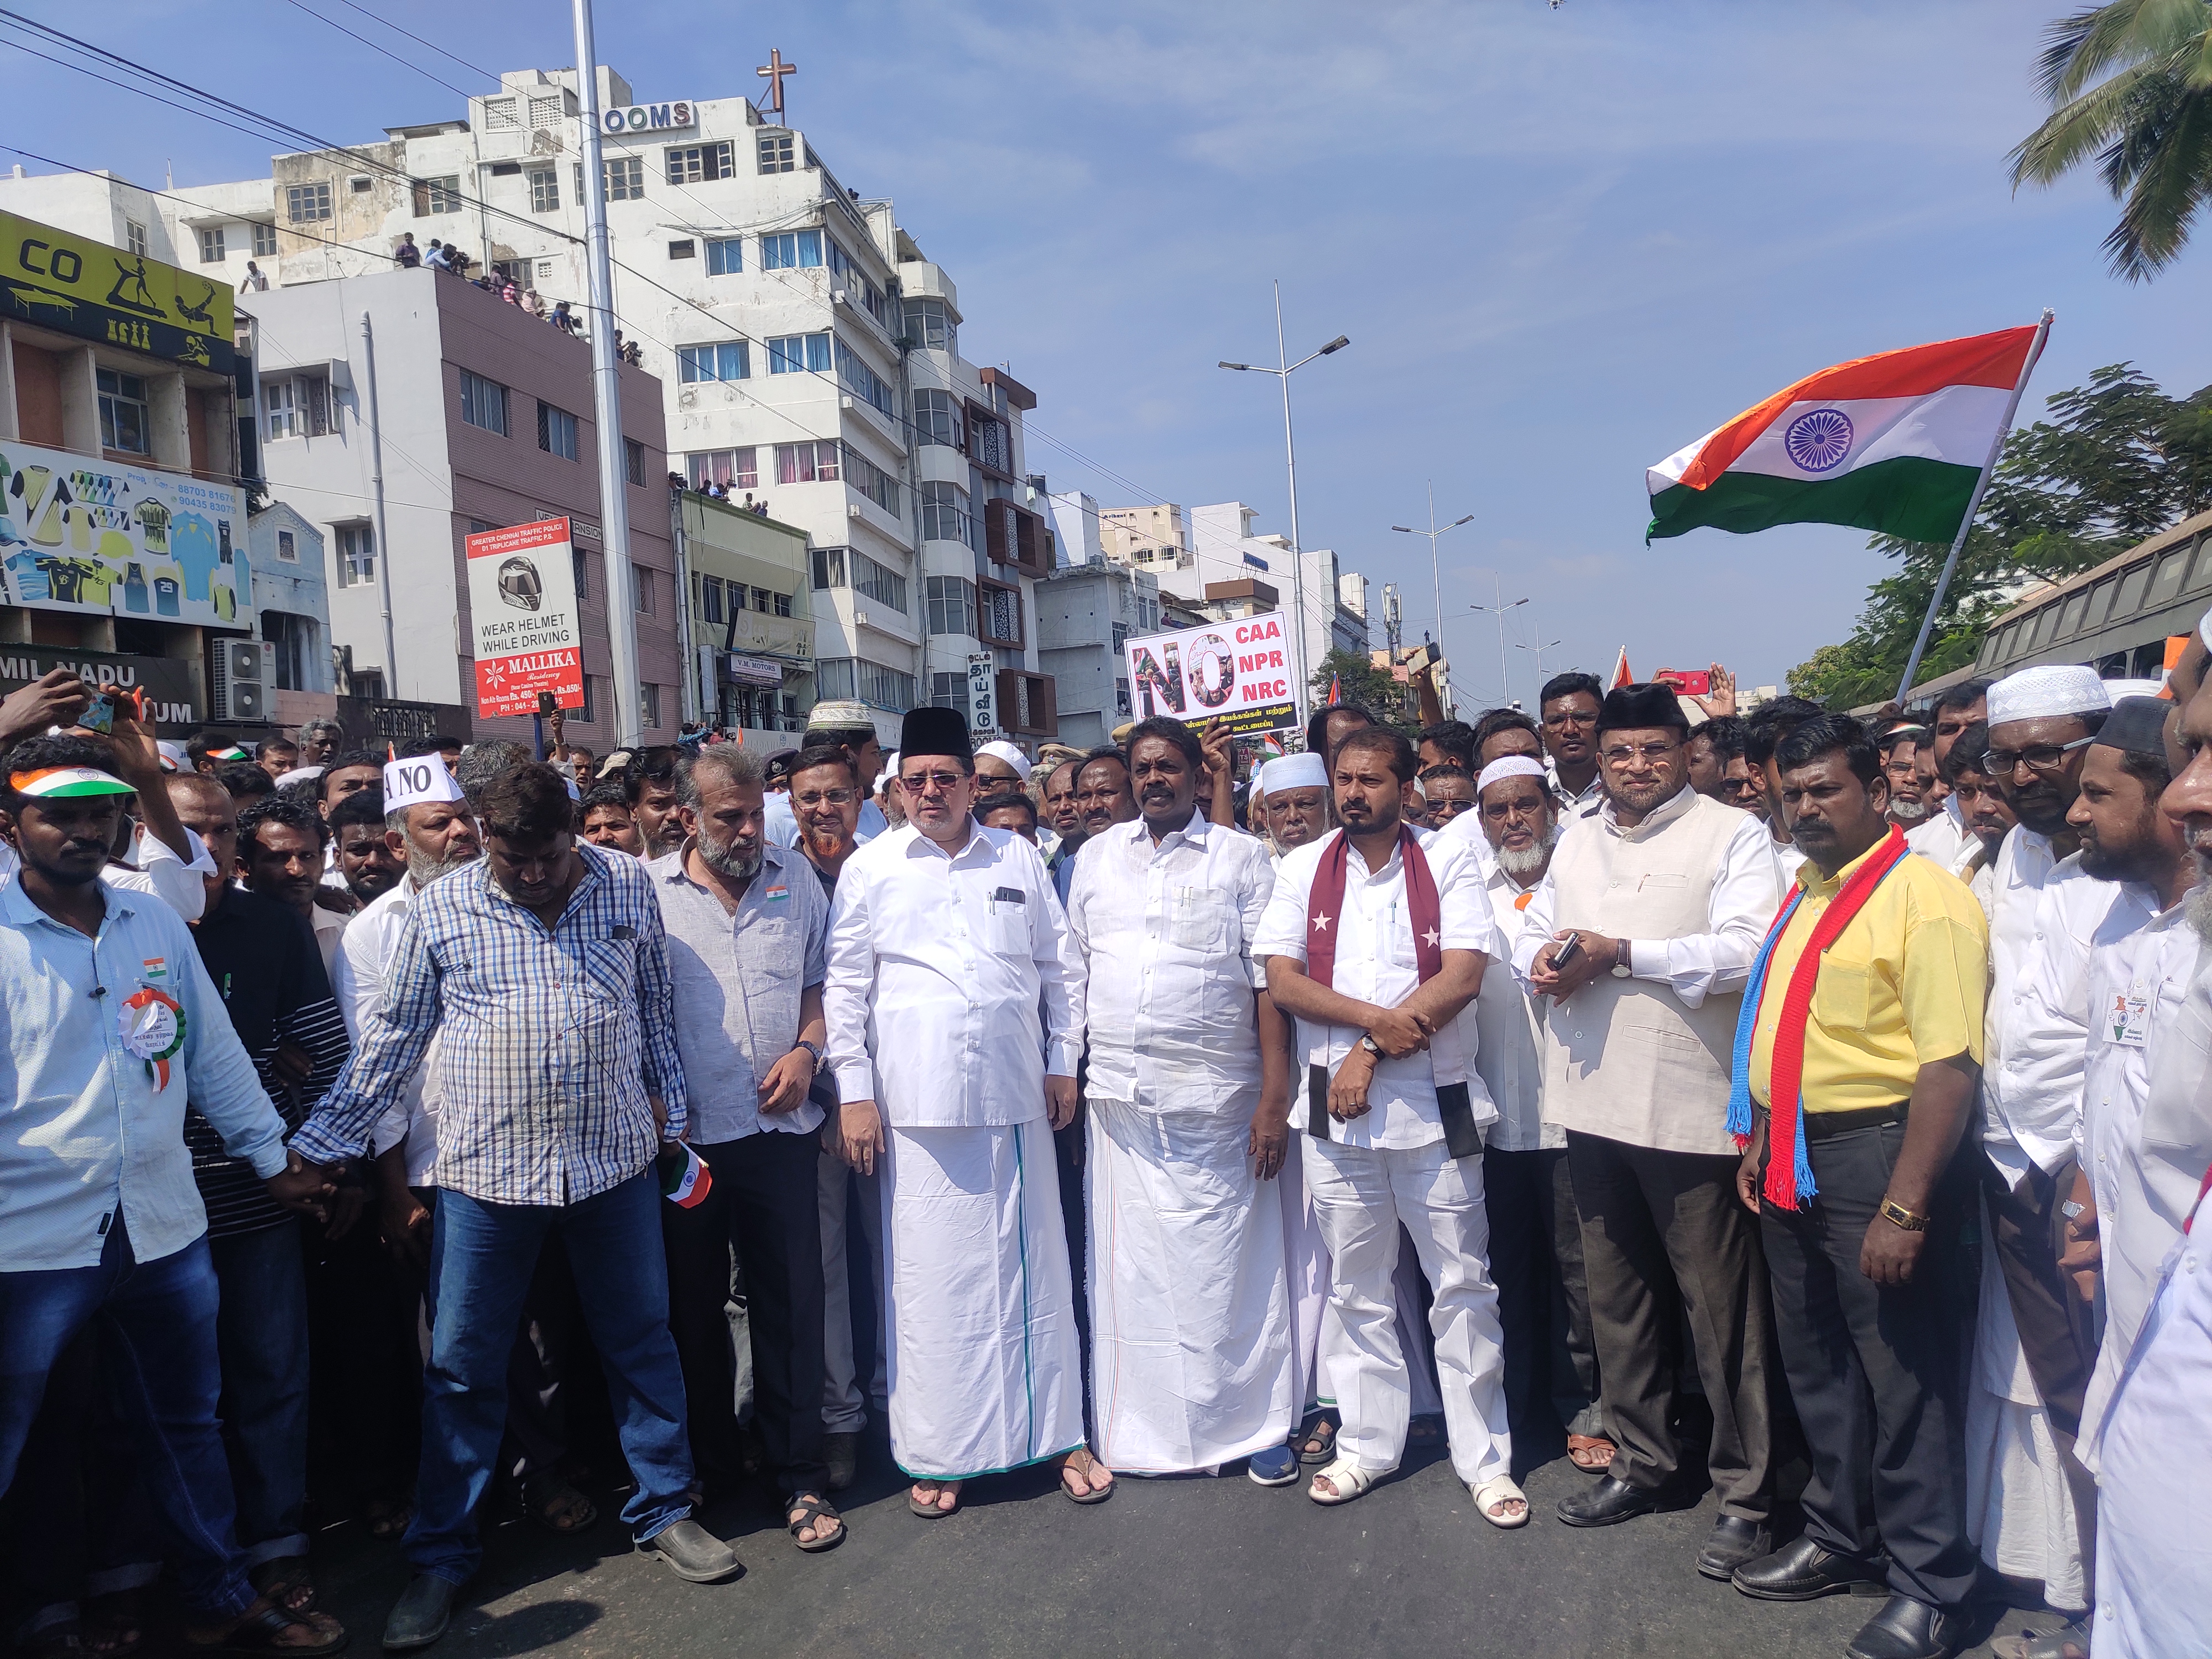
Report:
1038,488,1162,749
97,66,1061,748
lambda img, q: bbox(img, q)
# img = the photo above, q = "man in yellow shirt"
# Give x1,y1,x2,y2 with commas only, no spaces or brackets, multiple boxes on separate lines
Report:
1727,714,1987,1659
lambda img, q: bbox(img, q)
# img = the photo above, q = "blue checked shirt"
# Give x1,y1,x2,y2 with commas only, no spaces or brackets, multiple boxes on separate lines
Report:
292,844,687,1206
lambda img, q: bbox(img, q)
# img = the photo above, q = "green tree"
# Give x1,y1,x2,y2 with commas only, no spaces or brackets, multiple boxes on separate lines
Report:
1308,646,1418,734
2011,0,2212,281
1787,363,2212,708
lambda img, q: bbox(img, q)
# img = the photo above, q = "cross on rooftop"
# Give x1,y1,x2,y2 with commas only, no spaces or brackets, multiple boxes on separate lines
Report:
757,48,797,120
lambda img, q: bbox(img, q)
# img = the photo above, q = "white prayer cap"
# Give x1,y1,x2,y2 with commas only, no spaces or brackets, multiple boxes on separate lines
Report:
1259,753,1328,794
2104,677,2167,703
1477,755,1550,796
273,764,326,789
1987,664,2110,727
976,739,1033,782
878,752,899,791
382,750,465,813
809,700,873,729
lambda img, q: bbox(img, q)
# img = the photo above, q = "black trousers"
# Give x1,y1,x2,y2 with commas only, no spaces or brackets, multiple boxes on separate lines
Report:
1764,1123,1977,1611
662,1131,827,1497
1567,1130,1774,1519
1485,1146,1602,1443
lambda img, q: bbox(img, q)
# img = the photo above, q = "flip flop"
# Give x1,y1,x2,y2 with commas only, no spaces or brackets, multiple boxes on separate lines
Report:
907,1480,959,1519
1060,1447,1115,1505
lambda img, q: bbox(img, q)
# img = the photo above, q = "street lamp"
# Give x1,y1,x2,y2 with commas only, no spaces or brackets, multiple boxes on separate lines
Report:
1219,281,1349,707
1467,570,1528,707
1514,617,1564,696
1392,480,1474,715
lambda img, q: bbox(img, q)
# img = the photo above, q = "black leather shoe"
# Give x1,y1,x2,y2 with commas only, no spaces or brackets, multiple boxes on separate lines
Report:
1556,1474,1663,1527
1846,1594,1966,1659
1695,1515,1772,1582
382,1573,461,1652
1730,1534,1888,1601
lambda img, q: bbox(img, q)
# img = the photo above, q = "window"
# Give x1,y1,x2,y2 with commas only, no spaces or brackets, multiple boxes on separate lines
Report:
527,168,560,213
979,578,1023,647
573,547,589,599
252,221,278,257
197,226,225,263
969,410,1012,474
298,375,331,437
276,529,298,563
852,551,907,612
2058,591,2089,638
2115,562,2151,618
126,221,147,257
484,96,519,131
926,574,977,638
459,369,508,435
537,401,579,461
97,369,149,455
775,440,840,484
758,132,795,173
761,229,823,270
625,437,644,487
664,142,733,184
914,387,963,448
678,341,749,383
834,338,896,420
633,564,654,614
687,448,758,491
286,181,332,223
603,156,645,201
921,481,974,548
640,682,662,728
751,586,771,613
811,547,845,589
336,523,375,587
528,92,566,127
827,238,888,324
815,656,917,711
351,670,387,701
263,377,298,441
705,237,742,275
905,298,956,354
2150,546,2192,609
842,442,900,515
766,332,832,374
699,574,724,625
263,611,316,692
669,239,696,260
931,671,966,710
774,592,792,617
413,176,461,216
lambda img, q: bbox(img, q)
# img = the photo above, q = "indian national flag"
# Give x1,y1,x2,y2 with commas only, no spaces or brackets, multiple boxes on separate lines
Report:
1646,325,2044,544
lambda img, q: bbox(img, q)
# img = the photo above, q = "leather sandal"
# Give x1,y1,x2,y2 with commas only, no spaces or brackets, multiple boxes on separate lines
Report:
784,1492,845,1553
183,1595,347,1655
1060,1447,1114,1504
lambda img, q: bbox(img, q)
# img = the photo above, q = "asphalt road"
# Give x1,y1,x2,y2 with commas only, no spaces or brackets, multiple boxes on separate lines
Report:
302,1425,2061,1659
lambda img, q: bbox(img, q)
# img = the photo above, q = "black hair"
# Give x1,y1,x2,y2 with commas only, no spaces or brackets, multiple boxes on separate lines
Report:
319,749,384,798
974,790,1037,827
787,744,859,788
1940,722,1991,785
1743,695,1827,766
801,723,877,750
2119,748,2175,794
217,760,275,800
1335,725,1418,784
1305,701,1375,762
260,735,299,757
328,787,389,834
1772,713,1881,788
237,794,330,860
186,729,244,765
581,782,633,815
478,762,578,844
1539,671,1603,709
3,734,116,811
1423,763,1474,787
1697,714,1747,762
1931,679,1992,719
625,747,693,805
1126,716,1204,771
1078,745,1128,776
397,735,449,759
1473,707,1540,753
1417,720,1477,770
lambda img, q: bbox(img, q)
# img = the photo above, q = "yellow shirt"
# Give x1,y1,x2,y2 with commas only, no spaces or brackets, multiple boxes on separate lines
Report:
1748,835,1989,1115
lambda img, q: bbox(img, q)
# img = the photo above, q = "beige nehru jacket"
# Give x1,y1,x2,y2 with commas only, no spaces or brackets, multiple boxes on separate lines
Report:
1516,787,1782,1155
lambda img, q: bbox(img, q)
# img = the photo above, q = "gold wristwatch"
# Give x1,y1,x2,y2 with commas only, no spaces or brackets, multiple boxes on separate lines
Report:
1878,1197,1929,1233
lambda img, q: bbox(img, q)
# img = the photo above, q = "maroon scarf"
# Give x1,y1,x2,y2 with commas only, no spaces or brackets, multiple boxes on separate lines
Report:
1305,825,1443,988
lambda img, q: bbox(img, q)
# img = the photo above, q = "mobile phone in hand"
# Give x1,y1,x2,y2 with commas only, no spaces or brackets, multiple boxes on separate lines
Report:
80,692,116,735
1549,933,1585,973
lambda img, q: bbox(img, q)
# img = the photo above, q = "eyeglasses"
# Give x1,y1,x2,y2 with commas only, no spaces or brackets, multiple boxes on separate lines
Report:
901,770,966,794
1542,710,1598,730
793,788,855,808
1428,796,1474,817
1982,734,2095,775
1600,741,1681,765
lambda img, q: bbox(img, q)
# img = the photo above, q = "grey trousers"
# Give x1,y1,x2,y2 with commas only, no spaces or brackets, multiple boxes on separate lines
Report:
1566,1130,1775,1520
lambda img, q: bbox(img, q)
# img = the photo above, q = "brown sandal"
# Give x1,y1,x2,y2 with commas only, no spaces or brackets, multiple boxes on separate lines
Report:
247,1558,315,1616
1060,1447,1114,1505
184,1595,346,1655
1567,1433,1617,1473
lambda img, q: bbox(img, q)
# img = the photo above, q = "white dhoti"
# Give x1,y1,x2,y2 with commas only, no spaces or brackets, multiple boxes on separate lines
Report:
1303,1135,1512,1488
1086,1098,1296,1473
880,1120,1086,1480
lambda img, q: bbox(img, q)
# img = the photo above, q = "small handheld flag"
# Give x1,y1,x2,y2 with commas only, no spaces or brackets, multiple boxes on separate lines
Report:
659,1144,713,1208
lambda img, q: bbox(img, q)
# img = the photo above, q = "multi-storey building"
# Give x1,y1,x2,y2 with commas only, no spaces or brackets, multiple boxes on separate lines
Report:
1038,491,1163,750
675,488,812,733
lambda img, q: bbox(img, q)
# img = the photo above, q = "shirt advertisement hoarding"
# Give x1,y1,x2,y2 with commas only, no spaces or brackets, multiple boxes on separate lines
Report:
0,438,249,630
465,518,585,718
1123,611,1298,735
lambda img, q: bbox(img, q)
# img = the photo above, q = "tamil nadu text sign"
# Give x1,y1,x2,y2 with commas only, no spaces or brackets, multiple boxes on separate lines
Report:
466,518,585,718
1123,612,1298,735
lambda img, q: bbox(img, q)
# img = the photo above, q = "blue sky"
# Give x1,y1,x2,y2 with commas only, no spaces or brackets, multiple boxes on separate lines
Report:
13,1,2208,707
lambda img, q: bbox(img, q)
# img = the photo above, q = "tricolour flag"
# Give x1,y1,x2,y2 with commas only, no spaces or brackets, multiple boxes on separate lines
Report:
1646,325,2042,545
659,1144,713,1209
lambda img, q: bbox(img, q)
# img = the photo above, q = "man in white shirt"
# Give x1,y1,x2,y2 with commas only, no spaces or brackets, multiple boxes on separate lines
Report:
1514,682,1783,1580
824,707,1103,1517
1256,727,1525,1526
1455,755,1609,1474
1538,672,1605,817
1908,680,1991,874
1065,716,1295,1478
768,702,888,849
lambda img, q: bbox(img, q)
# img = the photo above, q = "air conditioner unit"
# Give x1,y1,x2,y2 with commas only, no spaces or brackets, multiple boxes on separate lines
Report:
211,639,274,722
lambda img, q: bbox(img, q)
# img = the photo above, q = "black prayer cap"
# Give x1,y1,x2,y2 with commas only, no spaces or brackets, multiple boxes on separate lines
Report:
899,705,972,763
1596,681,1691,737
2092,696,2172,759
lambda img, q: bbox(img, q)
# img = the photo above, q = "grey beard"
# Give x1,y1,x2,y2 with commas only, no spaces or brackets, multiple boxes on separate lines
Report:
407,846,478,886
1496,827,1556,879
1888,798,1930,824
2189,867,2212,946
700,833,761,882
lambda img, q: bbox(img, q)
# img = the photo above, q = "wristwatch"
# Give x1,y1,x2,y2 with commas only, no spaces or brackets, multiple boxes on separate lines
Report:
1878,1197,1929,1233
794,1039,823,1068
1609,940,1634,979
1358,1034,1385,1059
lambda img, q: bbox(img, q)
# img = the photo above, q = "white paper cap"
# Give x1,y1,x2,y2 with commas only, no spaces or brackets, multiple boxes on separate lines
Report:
382,750,466,813
2104,677,2167,703
976,739,1033,782
1259,753,1328,794
1987,664,2111,727
1477,755,1550,795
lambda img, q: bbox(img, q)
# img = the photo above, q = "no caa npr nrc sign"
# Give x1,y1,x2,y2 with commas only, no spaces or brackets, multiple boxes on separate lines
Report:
1124,611,1299,737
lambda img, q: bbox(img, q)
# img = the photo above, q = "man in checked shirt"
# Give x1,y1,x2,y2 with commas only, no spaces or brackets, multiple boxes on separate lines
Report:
290,762,738,1651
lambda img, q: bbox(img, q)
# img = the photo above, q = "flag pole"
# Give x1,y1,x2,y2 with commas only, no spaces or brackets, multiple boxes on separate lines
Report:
1895,310,2053,704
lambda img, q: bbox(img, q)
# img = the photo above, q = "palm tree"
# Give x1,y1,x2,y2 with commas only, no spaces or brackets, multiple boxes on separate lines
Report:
2010,0,2212,281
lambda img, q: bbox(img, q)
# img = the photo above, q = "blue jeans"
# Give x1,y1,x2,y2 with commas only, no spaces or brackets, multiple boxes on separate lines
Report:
208,1220,310,1566
409,1171,696,1584
0,1220,254,1619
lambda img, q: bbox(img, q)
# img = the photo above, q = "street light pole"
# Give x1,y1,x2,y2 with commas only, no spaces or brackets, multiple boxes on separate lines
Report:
1467,571,1527,707
1391,480,1474,716
1219,285,1348,714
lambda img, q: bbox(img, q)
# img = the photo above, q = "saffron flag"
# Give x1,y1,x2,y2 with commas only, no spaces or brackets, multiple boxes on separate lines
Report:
1646,325,2042,545
1609,648,1634,690
1326,673,1343,707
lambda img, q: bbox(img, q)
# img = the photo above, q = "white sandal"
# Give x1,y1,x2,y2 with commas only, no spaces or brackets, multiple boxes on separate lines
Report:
1470,1474,1530,1529
1307,1456,1376,1506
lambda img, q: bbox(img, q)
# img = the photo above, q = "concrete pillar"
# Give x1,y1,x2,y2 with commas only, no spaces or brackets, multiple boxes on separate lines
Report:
0,323,17,441
148,372,190,472
58,346,98,456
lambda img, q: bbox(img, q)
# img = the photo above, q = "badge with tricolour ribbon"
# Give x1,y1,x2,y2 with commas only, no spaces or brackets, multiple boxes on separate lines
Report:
120,985,186,1089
